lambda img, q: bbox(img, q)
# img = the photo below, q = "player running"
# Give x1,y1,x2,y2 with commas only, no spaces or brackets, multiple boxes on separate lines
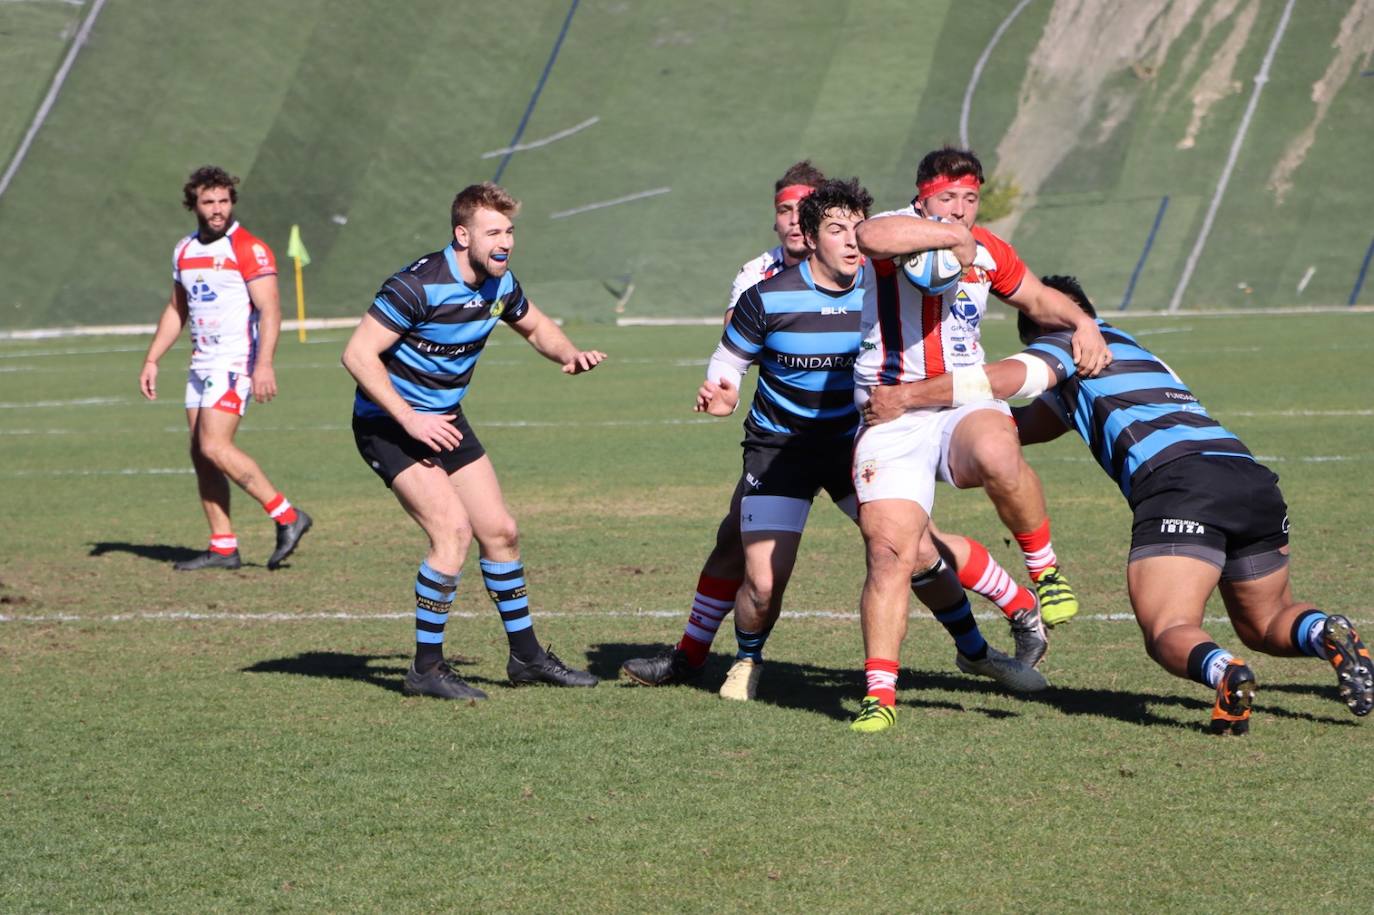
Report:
342,182,603,702
846,147,1109,732
139,166,312,572
861,274,1374,734
622,179,1046,702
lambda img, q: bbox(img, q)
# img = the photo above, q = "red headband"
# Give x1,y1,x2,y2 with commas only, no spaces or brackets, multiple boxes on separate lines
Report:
774,184,816,206
917,173,982,200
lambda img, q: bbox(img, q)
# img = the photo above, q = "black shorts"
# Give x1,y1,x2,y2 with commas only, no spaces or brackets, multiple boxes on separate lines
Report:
1128,455,1289,580
352,411,486,487
741,439,855,504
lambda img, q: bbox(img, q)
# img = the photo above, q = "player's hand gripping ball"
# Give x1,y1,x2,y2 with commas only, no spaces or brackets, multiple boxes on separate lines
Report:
901,216,962,295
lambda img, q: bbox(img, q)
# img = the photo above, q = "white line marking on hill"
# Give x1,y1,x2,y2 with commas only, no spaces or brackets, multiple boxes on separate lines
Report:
481,116,600,158
550,186,671,219
1169,0,1296,312
960,0,1037,149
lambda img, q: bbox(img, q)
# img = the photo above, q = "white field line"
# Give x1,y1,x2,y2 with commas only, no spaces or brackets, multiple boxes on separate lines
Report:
1168,0,1296,312
0,317,359,342
0,0,108,200
11,608,1355,627
550,186,671,220
0,396,126,408
960,0,1037,149
0,467,193,478
481,116,599,158
0,345,147,359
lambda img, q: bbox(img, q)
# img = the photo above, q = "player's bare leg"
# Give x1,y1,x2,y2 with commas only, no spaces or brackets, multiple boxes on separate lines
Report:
1222,563,1373,716
947,409,1078,626
721,530,802,700
1128,555,1256,733
449,455,596,687
193,408,281,507
186,407,233,536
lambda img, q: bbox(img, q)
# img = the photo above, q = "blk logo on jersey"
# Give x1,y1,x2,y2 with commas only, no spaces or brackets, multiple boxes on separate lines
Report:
1160,518,1206,535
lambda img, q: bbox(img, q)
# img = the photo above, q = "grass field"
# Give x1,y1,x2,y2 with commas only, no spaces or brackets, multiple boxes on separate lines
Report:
2,311,1373,911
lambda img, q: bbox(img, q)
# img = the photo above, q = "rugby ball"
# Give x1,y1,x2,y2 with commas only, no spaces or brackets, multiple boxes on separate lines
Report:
902,246,963,295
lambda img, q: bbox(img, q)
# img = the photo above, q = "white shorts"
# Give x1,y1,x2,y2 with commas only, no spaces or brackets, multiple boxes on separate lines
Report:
851,400,1011,512
184,369,251,416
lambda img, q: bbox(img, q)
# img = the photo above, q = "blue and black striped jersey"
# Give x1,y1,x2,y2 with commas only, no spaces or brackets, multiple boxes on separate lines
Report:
1025,320,1252,499
722,260,865,448
354,245,529,419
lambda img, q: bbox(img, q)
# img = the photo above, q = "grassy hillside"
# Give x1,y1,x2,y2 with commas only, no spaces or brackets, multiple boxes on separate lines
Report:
0,0,1370,328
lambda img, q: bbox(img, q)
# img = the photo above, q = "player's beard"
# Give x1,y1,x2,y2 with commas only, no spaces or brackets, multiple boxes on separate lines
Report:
197,213,230,243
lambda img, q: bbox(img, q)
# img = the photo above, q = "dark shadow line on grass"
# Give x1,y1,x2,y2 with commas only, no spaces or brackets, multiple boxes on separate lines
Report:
89,541,204,563
243,651,466,696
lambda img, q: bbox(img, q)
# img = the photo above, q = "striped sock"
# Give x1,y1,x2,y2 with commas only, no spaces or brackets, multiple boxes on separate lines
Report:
678,574,741,667
931,596,988,661
1186,641,1234,688
734,623,771,662
1291,609,1329,659
264,492,298,525
209,533,238,556
414,561,459,671
480,557,541,662
1013,519,1058,581
864,658,900,707
958,538,1036,618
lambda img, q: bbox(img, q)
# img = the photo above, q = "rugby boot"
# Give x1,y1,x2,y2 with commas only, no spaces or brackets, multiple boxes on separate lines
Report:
1008,603,1049,669
1209,659,1257,735
620,645,704,686
850,696,896,733
1032,565,1079,627
719,658,762,701
267,509,313,570
403,660,487,702
956,645,1049,692
1319,614,1374,717
173,549,242,571
507,646,598,687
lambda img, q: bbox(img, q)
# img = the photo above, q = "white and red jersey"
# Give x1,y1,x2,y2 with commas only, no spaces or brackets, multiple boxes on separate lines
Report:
854,206,1026,390
726,245,788,311
172,222,277,373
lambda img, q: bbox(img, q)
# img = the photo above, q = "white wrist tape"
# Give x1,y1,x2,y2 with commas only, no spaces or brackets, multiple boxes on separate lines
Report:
1006,353,1054,399
706,343,749,414
950,366,994,407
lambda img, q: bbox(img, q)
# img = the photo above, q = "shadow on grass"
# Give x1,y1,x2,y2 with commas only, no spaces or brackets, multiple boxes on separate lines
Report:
89,541,206,564
588,642,1356,731
241,651,496,696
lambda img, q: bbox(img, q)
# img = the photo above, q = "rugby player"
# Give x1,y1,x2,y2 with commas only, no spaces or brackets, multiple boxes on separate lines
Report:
139,166,312,572
847,146,1110,731
341,182,603,702
623,179,1046,703
862,275,1374,733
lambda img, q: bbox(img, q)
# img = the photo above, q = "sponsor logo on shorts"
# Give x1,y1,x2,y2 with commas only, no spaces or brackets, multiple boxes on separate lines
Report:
1160,517,1206,535
1281,515,1290,534
858,460,877,485
745,472,762,489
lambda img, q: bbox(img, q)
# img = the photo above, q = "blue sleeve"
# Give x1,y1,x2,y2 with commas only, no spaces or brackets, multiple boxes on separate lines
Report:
721,284,766,361
499,276,529,324
1026,330,1076,383
367,272,427,333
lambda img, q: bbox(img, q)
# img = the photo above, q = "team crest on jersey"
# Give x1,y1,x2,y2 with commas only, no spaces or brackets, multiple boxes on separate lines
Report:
252,243,270,268
489,299,505,318
951,290,980,327
858,460,878,484
212,255,226,271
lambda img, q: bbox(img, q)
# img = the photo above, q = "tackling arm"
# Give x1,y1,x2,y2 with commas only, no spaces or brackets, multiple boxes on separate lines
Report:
509,302,606,374
1003,274,1110,376
856,214,976,267
138,284,189,400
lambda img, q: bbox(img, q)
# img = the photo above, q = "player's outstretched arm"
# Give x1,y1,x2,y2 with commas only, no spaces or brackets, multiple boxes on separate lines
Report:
1004,274,1110,377
510,302,606,375
341,314,462,453
246,274,282,403
139,284,189,401
856,215,975,266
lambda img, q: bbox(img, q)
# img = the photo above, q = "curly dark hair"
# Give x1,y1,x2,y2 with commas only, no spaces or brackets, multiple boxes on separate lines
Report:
182,166,239,211
798,177,872,240
1020,274,1097,344
774,160,826,193
915,146,985,188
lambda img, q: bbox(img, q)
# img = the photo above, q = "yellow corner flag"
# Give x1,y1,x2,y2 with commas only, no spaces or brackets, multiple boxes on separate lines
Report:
287,224,310,341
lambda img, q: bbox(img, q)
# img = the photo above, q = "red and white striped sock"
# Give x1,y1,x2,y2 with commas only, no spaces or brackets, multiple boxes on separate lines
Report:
209,533,238,556
264,493,298,525
959,538,1037,619
677,574,741,667
1013,519,1058,582
863,658,900,707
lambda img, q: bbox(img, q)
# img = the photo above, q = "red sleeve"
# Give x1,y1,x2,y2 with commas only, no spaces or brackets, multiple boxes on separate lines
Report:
973,226,1026,298
230,228,277,282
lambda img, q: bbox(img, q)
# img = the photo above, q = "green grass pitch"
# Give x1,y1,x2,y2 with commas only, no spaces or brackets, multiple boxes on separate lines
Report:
2,311,1372,911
